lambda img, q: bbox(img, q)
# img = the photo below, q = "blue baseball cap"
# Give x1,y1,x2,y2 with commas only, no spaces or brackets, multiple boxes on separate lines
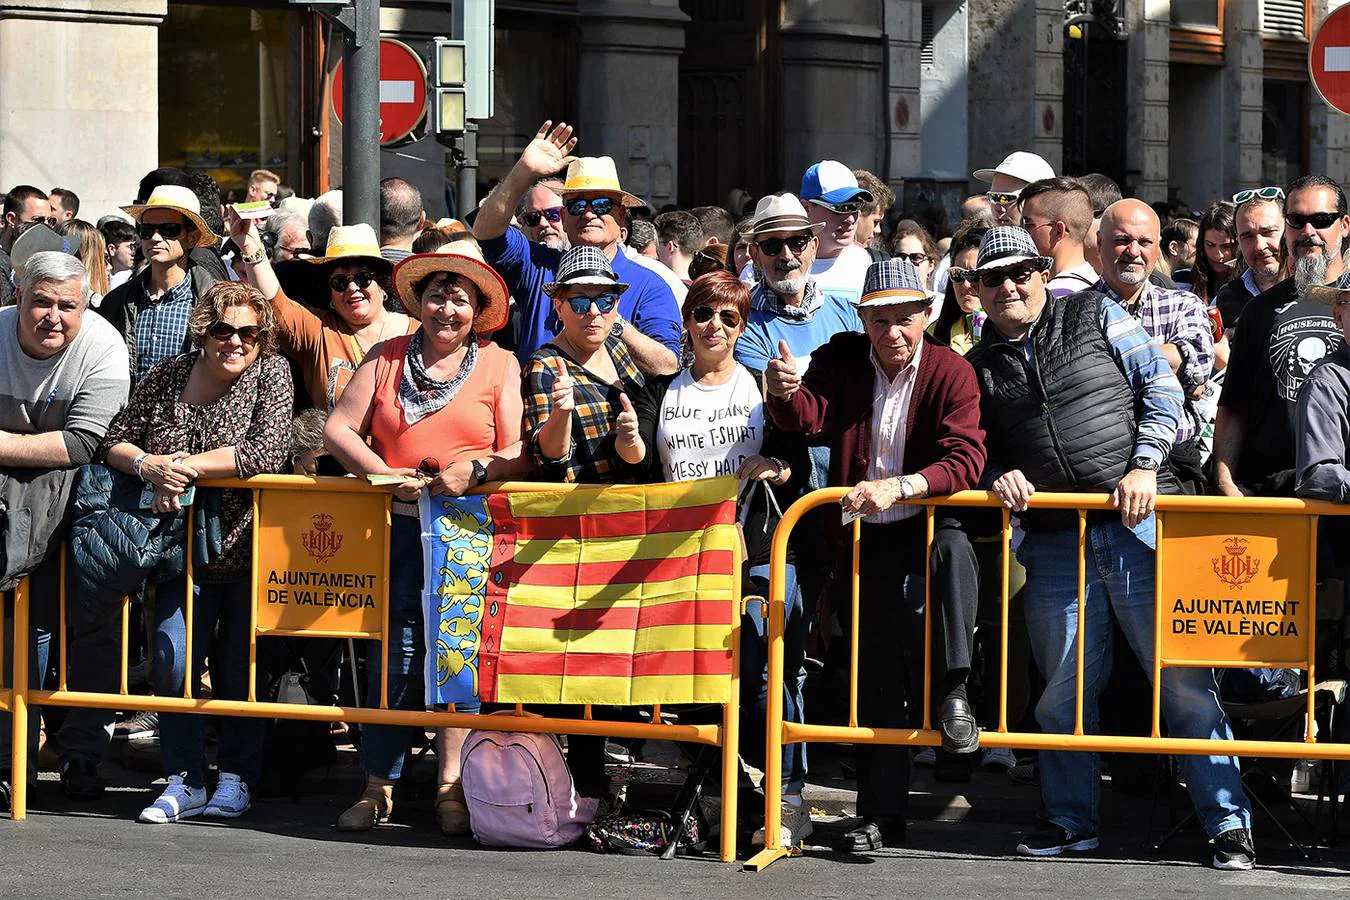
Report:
800,160,874,205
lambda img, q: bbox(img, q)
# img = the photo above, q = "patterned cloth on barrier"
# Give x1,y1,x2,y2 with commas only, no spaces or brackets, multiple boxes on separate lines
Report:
419,476,739,706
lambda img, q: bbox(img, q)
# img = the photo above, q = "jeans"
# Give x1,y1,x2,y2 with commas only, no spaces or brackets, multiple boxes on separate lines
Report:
0,552,57,779
152,576,263,788
1019,519,1251,837
361,515,479,781
742,563,807,797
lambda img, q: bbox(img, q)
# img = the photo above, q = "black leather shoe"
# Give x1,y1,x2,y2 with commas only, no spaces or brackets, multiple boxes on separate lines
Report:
832,815,907,852
60,758,104,801
939,694,980,754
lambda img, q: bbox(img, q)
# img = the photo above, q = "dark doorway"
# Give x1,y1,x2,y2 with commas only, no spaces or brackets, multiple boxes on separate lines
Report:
1061,24,1128,184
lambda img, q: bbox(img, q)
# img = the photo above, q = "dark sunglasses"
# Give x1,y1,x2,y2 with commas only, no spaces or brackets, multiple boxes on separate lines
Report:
279,246,312,259
329,270,378,292
1286,211,1342,230
691,305,742,329
564,197,615,218
563,292,621,315
207,322,266,344
978,266,1039,288
521,207,564,227
137,222,190,240
897,252,933,267
811,200,862,215
753,234,813,256
25,215,58,229
947,267,973,284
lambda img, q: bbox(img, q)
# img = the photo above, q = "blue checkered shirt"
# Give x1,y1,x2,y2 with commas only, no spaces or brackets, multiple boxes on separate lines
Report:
1095,278,1213,443
133,274,196,383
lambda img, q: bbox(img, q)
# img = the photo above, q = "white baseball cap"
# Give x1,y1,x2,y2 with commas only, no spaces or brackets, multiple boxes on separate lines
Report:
972,151,1056,186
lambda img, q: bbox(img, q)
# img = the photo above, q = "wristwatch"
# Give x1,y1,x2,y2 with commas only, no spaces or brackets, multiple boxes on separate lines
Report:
898,475,916,501
1128,455,1160,472
610,317,626,339
470,459,489,487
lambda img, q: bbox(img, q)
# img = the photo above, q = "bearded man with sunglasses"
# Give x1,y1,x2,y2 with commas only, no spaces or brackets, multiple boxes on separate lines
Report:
99,185,224,384
473,121,681,376
965,226,1254,868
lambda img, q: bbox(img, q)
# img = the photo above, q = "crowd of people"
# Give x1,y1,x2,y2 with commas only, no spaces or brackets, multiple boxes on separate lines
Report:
4,121,1350,872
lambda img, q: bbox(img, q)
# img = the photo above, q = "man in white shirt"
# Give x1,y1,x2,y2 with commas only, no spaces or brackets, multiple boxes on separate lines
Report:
800,160,874,305
1017,178,1100,298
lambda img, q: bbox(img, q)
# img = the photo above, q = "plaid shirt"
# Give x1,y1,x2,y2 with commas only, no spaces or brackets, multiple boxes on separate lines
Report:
523,336,645,483
132,273,196,383
1095,278,1213,443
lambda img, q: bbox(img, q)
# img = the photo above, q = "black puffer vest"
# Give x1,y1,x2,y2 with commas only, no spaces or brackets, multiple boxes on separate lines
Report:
967,290,1177,529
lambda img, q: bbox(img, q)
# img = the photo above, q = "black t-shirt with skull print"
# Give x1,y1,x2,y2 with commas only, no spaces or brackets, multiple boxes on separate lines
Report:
1219,277,1344,493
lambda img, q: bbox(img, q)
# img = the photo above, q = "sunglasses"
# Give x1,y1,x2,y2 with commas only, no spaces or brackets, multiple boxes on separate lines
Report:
521,207,564,227
137,222,190,240
986,191,1021,206
753,234,813,256
948,267,973,285
1286,211,1342,230
329,270,378,292
978,266,1039,288
207,322,266,344
564,197,615,218
563,292,621,315
691,305,742,329
809,199,862,215
25,215,58,229
1232,186,1285,205
278,246,312,259
897,252,933,267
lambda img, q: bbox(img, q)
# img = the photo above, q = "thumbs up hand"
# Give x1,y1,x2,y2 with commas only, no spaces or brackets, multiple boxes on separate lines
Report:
614,392,640,449
549,357,576,414
766,339,802,399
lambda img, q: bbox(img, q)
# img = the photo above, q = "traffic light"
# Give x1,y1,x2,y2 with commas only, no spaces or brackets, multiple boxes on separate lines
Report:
433,38,466,134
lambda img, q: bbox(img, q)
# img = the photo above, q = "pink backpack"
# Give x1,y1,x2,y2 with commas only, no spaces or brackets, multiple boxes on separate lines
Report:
460,723,600,848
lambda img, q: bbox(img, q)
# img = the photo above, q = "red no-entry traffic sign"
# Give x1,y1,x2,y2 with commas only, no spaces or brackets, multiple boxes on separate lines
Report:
333,38,429,145
1312,6,1350,116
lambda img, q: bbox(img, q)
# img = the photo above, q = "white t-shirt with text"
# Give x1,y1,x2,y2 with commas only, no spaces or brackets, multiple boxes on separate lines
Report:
656,366,765,482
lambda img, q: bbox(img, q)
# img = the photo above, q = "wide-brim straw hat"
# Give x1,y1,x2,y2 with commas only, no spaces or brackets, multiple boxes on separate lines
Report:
1305,271,1350,307
746,193,826,238
275,222,393,299
120,185,221,249
393,241,510,334
560,156,646,209
542,245,630,298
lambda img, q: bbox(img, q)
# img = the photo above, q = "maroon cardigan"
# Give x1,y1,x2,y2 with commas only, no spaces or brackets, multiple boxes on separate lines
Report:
767,331,986,498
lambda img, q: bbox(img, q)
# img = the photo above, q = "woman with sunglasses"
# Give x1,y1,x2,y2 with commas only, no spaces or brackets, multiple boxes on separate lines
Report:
614,270,811,847
227,210,415,411
929,222,990,356
324,243,526,835
890,221,942,318
98,281,293,824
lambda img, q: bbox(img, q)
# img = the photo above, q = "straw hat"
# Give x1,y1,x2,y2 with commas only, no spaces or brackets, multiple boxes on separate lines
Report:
305,223,391,272
745,193,826,238
120,185,221,248
1305,272,1350,308
560,157,645,209
392,241,510,334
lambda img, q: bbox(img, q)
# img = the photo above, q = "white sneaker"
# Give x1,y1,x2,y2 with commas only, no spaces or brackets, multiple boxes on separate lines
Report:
751,804,814,847
138,774,207,824
204,772,251,818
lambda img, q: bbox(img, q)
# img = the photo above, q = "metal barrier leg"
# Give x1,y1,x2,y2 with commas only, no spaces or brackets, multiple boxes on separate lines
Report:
10,576,30,820
744,561,790,871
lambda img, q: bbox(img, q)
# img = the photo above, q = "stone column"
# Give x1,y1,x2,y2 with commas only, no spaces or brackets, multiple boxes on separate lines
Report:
1124,0,1168,201
1223,0,1263,197
778,0,886,189
968,0,1063,186
0,0,166,220
575,0,687,209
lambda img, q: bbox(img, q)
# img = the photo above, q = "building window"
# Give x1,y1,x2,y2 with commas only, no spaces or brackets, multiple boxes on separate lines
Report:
1263,80,1307,188
1262,0,1308,40
1171,1,1220,29
1170,0,1223,65
920,5,935,70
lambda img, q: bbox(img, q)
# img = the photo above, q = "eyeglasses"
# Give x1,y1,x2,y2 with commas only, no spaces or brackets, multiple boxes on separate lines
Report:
329,270,378,292
897,252,934,267
691,305,742,329
753,234,813,256
24,215,58,229
563,292,620,315
207,322,265,345
564,197,615,218
521,207,564,227
1285,211,1342,230
137,222,190,240
1232,186,1285,205
808,199,862,215
978,266,1039,288
986,191,1021,206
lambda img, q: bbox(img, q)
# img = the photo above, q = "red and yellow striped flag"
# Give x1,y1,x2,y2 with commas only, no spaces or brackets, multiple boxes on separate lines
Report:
423,477,739,706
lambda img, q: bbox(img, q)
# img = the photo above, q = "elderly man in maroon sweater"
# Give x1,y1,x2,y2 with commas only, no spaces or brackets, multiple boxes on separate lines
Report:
767,257,986,852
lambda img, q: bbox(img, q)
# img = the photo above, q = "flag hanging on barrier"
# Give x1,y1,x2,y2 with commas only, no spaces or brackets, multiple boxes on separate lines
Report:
421,477,739,707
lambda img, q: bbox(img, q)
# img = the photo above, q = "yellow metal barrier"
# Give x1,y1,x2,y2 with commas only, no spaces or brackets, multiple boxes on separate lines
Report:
744,488,1350,871
4,476,742,863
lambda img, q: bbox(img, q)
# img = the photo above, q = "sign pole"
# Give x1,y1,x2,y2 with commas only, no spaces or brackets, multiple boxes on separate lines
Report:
342,0,380,228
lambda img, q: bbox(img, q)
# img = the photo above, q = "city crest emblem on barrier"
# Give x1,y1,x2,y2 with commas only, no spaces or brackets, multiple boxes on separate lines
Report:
1212,536,1260,590
301,512,344,564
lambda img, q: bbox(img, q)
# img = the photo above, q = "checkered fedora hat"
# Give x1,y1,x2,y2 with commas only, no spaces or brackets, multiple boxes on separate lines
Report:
973,225,1053,274
542,245,630,297
859,257,930,308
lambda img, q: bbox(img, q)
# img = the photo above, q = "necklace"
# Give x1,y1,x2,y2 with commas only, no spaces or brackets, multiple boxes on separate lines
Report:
348,313,395,360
